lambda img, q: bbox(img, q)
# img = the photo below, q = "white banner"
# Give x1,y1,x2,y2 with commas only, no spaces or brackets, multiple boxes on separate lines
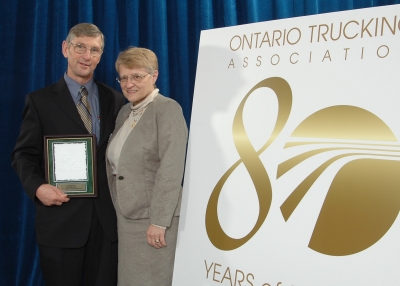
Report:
174,5,400,285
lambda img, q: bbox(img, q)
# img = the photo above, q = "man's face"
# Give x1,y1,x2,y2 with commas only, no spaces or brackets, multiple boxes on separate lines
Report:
62,36,103,85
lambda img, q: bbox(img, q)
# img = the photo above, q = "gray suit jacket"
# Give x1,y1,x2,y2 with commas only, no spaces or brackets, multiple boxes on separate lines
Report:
106,94,188,227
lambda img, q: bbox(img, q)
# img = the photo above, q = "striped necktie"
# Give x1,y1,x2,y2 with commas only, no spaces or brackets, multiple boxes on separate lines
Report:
76,86,92,133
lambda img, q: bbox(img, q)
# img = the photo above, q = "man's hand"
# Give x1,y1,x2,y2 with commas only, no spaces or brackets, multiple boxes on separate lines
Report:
36,184,70,206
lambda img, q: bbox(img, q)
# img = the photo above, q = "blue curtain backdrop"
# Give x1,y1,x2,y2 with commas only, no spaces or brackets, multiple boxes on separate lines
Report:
0,0,398,284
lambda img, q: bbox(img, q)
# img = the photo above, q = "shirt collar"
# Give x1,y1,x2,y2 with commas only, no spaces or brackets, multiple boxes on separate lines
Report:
64,72,95,99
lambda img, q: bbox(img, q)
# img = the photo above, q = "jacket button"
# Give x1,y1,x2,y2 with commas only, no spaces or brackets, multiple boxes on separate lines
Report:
118,176,124,180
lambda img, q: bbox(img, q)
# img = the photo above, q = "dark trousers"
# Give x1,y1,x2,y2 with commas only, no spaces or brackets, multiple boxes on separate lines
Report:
38,210,117,286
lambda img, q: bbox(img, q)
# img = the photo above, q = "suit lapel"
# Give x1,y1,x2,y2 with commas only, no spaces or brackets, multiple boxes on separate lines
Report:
52,78,88,132
97,81,113,149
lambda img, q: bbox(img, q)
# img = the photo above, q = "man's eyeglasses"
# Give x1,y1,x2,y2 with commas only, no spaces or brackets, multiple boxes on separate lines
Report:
69,41,103,57
116,74,150,84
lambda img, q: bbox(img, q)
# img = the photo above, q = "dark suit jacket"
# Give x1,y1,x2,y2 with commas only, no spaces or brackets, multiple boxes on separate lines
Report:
12,77,125,248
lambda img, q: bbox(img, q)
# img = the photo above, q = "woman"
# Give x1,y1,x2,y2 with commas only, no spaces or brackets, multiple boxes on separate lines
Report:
106,47,188,285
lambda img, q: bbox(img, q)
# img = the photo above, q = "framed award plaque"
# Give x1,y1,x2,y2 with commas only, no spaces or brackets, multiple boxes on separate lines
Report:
44,134,97,197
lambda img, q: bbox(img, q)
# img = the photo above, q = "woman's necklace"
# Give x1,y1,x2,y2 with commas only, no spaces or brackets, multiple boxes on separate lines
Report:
131,109,145,128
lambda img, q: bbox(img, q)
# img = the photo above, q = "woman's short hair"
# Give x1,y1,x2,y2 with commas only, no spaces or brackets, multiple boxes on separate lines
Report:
115,47,158,74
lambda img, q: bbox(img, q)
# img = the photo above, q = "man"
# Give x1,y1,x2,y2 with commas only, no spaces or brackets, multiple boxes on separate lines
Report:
12,23,125,285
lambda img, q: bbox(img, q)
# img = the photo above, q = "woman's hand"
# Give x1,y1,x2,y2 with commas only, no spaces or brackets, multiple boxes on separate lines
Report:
147,224,166,249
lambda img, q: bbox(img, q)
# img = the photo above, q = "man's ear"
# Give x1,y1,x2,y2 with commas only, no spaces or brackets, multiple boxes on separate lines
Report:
61,41,69,58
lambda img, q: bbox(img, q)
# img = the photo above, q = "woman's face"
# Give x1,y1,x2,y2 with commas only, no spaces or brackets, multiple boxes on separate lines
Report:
118,65,158,105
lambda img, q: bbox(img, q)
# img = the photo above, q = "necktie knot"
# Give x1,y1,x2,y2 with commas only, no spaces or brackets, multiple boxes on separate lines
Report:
79,86,89,99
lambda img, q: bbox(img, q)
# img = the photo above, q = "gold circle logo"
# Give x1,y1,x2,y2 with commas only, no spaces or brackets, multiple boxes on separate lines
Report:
206,77,400,256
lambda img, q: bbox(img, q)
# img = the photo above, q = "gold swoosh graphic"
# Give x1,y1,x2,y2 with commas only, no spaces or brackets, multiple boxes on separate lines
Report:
284,141,400,148
278,146,400,178
280,152,400,221
280,105,400,255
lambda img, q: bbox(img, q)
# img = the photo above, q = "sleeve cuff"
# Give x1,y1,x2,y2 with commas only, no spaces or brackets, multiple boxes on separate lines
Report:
152,224,166,229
